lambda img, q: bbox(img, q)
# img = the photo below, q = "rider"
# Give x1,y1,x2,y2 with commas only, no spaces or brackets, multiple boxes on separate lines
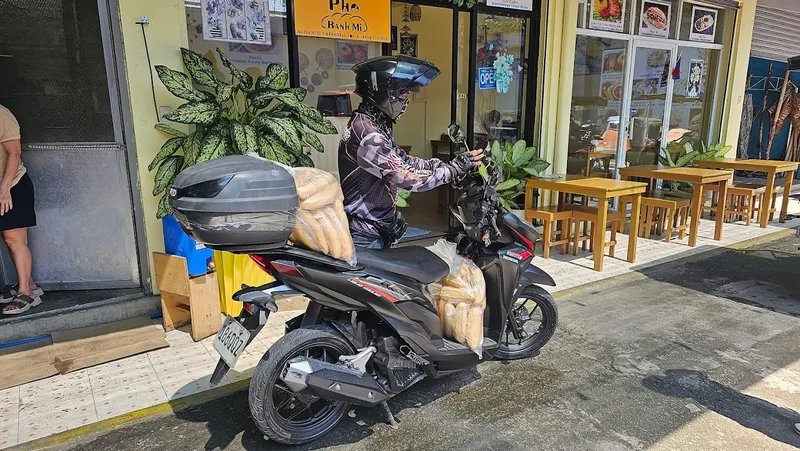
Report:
338,55,484,249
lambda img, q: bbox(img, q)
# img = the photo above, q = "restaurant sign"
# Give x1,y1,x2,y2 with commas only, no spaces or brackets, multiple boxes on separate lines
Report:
294,0,391,43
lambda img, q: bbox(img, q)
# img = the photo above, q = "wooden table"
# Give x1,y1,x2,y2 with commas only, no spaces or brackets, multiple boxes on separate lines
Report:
694,159,799,227
576,149,617,177
619,166,731,247
525,176,647,271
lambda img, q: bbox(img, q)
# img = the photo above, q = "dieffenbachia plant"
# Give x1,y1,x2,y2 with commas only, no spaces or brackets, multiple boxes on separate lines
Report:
150,47,338,218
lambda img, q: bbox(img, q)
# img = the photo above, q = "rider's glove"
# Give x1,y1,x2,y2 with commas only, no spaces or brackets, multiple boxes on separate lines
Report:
447,148,485,179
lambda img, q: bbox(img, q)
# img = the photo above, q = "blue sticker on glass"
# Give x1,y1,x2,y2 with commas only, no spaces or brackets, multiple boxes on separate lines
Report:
478,67,496,90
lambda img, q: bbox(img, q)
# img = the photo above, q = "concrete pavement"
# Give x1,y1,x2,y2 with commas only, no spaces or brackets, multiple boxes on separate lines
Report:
37,235,800,451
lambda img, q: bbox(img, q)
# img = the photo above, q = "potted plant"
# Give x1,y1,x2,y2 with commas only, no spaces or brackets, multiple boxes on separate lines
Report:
149,47,338,219
149,48,338,287
485,139,550,216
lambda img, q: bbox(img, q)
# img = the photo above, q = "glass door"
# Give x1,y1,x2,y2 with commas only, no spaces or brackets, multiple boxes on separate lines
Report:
617,40,678,170
471,11,528,146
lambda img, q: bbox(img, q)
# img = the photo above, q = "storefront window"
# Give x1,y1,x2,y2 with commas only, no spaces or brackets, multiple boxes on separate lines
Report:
568,36,628,175
667,47,721,148
0,0,114,143
473,13,528,145
185,0,289,85
570,0,735,176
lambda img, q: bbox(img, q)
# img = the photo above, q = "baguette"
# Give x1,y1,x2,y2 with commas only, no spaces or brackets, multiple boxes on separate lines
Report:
294,168,337,201
297,209,328,254
440,286,476,304
437,299,447,335
453,302,470,344
330,200,355,262
466,306,484,350
302,190,337,210
443,302,456,337
314,209,343,259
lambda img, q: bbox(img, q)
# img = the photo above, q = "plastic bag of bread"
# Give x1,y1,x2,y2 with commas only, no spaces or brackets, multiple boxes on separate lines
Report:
289,167,356,266
426,239,486,355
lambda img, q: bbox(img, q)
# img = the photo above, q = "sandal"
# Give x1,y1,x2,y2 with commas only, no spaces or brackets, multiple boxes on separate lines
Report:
1,285,44,304
2,293,42,315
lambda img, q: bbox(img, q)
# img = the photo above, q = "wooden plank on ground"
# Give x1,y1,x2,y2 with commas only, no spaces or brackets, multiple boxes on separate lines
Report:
0,338,57,390
51,316,168,374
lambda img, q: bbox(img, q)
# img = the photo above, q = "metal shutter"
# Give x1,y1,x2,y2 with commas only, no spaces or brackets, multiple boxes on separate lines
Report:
751,5,800,62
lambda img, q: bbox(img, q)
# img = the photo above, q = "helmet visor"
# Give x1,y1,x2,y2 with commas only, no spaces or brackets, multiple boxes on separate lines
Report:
388,60,441,94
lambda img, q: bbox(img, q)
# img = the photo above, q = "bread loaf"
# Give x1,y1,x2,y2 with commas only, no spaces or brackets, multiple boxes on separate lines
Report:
453,303,470,343
297,209,329,254
443,303,456,337
466,306,484,350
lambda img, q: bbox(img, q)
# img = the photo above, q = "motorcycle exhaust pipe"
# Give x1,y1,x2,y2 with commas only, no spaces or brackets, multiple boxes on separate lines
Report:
280,352,389,407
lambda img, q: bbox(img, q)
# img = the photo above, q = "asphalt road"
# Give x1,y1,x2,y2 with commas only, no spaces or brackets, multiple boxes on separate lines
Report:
52,235,800,451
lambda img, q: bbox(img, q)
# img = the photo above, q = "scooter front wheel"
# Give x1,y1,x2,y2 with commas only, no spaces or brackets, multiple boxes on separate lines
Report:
494,285,558,360
249,325,354,445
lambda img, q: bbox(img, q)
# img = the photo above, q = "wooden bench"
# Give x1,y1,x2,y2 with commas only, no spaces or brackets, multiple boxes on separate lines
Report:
525,206,573,259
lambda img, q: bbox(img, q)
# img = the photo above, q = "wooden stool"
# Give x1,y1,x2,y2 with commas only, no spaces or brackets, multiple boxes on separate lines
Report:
640,192,691,243
567,206,623,258
153,253,222,341
753,186,781,222
725,185,763,225
525,206,573,259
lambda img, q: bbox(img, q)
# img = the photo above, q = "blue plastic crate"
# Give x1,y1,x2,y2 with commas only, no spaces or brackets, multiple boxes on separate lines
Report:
162,215,214,277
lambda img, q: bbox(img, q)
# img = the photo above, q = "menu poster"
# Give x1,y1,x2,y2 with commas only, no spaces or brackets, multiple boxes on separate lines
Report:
639,0,671,39
689,6,718,43
202,0,272,45
600,49,625,102
590,0,627,33
686,59,704,99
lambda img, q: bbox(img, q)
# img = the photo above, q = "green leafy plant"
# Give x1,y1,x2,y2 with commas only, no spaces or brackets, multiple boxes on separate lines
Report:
486,139,550,211
150,47,338,218
658,141,731,191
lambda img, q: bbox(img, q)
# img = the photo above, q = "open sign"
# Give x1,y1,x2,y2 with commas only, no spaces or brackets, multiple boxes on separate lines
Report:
478,67,496,90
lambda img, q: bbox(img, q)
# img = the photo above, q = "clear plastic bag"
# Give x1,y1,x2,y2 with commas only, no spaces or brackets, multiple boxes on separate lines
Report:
427,239,486,355
289,167,357,266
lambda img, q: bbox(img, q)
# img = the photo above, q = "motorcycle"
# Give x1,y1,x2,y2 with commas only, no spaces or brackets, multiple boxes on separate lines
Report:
206,125,558,445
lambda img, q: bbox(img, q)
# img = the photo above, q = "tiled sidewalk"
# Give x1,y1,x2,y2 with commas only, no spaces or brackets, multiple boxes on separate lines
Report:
0,200,798,449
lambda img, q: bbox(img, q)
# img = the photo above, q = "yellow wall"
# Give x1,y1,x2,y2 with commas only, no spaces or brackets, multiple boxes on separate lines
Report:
118,0,189,291
720,0,756,154
391,4,453,159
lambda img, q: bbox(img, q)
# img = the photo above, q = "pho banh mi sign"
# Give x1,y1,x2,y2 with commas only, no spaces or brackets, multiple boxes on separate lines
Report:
294,0,391,43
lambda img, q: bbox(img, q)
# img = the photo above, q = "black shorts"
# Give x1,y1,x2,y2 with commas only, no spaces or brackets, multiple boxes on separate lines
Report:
0,173,36,231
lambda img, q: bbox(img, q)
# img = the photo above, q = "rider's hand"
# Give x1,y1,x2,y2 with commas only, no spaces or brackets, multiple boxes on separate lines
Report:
449,148,485,178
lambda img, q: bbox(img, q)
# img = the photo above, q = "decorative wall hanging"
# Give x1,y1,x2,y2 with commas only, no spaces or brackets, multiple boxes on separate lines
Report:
410,4,422,22
400,34,418,58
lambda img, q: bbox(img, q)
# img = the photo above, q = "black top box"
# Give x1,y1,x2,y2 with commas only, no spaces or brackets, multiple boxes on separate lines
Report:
169,155,299,251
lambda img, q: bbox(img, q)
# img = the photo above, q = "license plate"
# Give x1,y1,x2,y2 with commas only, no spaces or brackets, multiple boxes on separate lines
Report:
213,316,251,368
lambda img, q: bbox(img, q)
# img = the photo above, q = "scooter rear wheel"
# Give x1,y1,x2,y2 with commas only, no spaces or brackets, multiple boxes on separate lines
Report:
249,325,354,445
494,285,558,360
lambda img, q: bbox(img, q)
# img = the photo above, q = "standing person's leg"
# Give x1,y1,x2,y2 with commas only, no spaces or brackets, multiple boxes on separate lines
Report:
1,173,40,315
3,227,35,295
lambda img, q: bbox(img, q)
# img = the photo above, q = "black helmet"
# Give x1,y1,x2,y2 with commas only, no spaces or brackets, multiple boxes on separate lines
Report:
352,55,441,120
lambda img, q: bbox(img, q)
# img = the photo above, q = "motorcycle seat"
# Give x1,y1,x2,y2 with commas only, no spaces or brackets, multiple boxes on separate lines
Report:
356,246,449,284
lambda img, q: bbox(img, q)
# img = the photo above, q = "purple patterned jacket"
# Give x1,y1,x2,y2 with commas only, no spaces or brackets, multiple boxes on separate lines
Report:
338,107,455,238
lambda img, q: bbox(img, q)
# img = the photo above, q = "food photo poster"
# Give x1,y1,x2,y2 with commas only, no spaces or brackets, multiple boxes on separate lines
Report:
590,0,626,33
639,0,671,39
689,6,717,43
